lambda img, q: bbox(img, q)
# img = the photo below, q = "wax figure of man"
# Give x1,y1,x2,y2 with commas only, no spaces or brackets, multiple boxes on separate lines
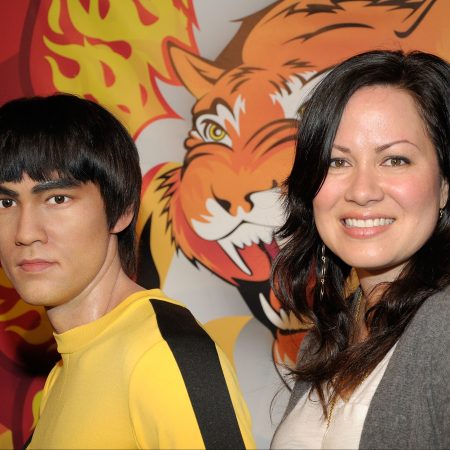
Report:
0,94,255,449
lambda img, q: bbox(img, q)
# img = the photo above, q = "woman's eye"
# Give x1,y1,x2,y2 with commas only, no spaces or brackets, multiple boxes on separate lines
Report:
48,195,70,205
330,159,348,168
383,157,409,167
0,199,15,208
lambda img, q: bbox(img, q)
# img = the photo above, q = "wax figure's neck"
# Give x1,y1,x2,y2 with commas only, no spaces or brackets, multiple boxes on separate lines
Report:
46,242,143,334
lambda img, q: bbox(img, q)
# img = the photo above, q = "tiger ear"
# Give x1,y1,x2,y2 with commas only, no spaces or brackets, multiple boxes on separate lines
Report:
168,43,225,98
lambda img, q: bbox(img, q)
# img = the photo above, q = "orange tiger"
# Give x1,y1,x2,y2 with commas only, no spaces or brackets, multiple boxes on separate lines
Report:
137,0,450,366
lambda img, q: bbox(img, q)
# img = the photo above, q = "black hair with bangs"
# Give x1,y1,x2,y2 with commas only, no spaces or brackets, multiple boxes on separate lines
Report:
0,93,141,276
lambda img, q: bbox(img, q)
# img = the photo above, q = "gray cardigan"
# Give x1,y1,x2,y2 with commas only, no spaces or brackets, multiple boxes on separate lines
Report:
272,287,450,449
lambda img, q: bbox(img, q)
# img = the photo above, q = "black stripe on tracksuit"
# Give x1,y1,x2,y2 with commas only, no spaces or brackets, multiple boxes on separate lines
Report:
149,299,246,449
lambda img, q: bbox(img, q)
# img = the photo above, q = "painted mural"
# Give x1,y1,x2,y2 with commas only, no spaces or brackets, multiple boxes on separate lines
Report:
0,1,449,448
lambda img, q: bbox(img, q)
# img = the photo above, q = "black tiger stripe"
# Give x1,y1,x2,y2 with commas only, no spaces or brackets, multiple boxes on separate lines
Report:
149,299,246,449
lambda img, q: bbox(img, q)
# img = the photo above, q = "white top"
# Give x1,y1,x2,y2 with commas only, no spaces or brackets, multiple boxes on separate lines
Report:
272,344,397,449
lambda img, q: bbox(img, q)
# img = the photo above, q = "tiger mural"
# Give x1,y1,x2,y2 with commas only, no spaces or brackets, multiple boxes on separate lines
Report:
137,0,450,368
0,0,449,447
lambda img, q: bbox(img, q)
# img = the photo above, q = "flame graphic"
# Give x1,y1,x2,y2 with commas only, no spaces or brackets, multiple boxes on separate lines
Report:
40,0,198,136
0,268,53,352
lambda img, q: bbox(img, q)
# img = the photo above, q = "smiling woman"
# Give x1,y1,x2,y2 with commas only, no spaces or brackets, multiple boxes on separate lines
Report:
271,50,450,449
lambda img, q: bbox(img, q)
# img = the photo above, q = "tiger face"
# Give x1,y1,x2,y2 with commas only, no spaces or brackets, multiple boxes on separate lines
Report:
165,60,324,286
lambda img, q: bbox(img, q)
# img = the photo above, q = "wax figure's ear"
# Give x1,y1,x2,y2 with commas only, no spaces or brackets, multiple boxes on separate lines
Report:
111,208,134,234
440,178,449,209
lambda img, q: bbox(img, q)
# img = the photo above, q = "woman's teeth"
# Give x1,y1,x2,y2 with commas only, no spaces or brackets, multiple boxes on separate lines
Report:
344,218,394,228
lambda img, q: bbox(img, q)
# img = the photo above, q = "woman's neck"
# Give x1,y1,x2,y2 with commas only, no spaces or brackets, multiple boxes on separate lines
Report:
356,263,406,308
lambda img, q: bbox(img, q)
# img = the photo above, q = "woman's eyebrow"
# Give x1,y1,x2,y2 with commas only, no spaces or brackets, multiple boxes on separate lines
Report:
332,140,419,153
332,144,350,153
374,139,419,152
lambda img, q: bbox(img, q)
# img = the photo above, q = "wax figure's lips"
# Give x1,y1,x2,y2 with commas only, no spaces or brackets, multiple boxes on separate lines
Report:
18,259,55,272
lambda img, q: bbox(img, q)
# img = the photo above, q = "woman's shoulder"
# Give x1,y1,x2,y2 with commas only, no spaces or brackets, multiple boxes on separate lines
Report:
414,285,450,326
403,285,450,350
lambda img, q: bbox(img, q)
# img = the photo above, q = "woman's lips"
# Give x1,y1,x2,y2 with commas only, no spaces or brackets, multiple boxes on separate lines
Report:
341,217,395,238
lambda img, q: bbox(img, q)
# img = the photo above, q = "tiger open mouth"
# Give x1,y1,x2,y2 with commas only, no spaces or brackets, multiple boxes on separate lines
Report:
217,222,276,276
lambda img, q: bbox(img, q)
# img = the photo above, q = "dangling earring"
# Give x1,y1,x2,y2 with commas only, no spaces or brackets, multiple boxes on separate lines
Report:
319,244,327,300
439,208,444,219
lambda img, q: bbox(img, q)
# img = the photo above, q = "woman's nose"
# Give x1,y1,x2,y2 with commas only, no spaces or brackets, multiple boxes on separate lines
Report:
344,167,384,206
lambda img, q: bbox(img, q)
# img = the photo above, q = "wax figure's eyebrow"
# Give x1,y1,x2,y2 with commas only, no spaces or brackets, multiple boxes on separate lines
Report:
0,186,18,198
0,179,81,198
31,179,82,194
332,139,419,153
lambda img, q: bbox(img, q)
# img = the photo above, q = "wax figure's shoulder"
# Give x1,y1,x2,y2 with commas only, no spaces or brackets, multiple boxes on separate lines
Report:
126,290,256,449
108,288,187,351
121,289,249,408
125,288,243,388
117,288,220,355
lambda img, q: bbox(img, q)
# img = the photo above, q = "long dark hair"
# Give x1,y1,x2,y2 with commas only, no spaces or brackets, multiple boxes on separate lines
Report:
272,50,450,413
0,93,142,276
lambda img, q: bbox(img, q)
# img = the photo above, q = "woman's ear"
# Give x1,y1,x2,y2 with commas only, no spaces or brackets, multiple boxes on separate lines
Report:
440,178,449,209
111,209,134,234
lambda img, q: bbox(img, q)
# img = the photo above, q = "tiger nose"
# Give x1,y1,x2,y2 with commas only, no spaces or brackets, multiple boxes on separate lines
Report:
214,193,254,215
213,179,277,215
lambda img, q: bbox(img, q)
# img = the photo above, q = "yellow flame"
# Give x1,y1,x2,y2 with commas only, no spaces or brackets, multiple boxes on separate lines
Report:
0,428,13,450
0,269,13,288
0,269,53,346
48,0,63,34
44,0,197,135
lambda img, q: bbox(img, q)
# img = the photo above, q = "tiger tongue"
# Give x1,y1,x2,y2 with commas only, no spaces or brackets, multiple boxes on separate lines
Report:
233,242,272,280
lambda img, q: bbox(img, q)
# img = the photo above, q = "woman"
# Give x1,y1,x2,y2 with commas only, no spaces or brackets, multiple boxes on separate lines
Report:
271,50,450,449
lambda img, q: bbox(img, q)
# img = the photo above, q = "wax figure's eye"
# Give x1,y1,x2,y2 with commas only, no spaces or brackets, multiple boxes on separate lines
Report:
48,195,70,205
0,199,15,208
382,157,410,167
